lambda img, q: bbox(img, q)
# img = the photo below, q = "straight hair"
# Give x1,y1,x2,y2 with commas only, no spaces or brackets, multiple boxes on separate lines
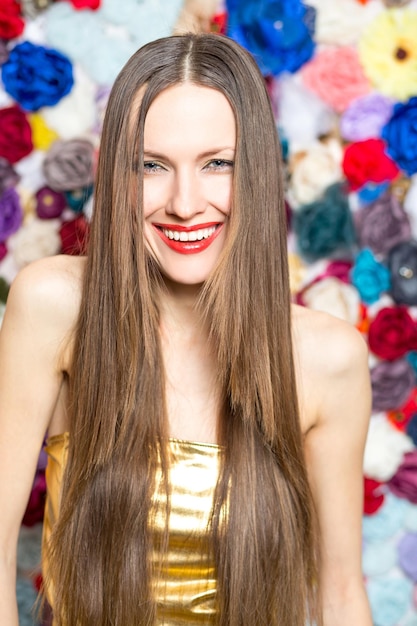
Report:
46,33,321,626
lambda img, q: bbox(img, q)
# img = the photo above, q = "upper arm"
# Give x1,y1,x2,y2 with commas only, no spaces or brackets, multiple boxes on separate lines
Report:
303,319,371,599
0,259,75,554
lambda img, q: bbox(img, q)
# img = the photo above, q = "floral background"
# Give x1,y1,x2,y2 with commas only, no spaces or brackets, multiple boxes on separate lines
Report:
1,0,417,624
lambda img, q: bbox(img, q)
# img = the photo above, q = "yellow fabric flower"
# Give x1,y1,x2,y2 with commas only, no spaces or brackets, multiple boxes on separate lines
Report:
29,113,59,150
359,8,417,101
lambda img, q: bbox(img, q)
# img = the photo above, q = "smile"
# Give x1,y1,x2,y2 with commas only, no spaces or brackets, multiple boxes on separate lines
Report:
153,222,223,255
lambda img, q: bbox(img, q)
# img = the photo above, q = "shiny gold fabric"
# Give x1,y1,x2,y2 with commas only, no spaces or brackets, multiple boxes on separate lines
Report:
42,433,221,625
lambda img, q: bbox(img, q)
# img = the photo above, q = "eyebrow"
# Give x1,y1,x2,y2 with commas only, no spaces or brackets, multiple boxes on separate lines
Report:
143,147,236,160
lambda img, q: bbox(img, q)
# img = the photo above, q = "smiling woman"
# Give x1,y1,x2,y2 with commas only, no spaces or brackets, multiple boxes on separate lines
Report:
142,83,235,285
0,32,372,626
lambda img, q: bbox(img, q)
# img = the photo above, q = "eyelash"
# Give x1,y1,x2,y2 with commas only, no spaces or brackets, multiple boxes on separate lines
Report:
143,159,234,174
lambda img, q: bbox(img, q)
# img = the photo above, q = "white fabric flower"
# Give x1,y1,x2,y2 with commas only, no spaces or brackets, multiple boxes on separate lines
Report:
363,413,415,481
41,65,96,141
307,0,382,46
275,73,337,154
288,138,343,207
8,216,61,268
302,276,361,325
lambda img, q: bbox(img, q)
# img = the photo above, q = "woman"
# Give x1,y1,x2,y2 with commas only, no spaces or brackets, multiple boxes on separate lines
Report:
0,33,372,626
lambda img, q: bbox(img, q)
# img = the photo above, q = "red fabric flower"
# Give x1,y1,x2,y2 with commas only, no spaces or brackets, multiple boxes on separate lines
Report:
388,387,417,432
0,105,33,164
210,11,227,34
59,215,89,255
342,138,400,190
0,0,24,40
364,476,385,514
68,0,101,9
368,306,417,360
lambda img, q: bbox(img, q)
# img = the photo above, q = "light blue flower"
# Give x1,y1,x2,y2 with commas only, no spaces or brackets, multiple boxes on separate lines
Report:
368,577,413,626
351,248,391,304
363,493,409,542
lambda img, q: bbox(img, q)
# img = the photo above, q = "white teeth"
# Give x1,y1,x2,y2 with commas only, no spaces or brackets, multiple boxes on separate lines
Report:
162,226,217,242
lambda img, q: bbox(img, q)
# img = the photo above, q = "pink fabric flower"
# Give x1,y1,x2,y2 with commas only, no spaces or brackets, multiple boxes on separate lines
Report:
301,46,370,113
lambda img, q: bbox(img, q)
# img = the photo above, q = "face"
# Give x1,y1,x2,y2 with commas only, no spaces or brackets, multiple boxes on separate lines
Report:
141,83,236,287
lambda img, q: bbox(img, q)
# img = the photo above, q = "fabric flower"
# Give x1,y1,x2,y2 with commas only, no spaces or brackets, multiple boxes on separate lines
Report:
0,157,20,197
0,187,23,241
389,453,417,505
354,190,411,257
0,243,7,263
8,216,61,268
382,97,417,176
340,93,394,142
301,277,360,325
388,240,417,306
359,9,417,101
364,477,386,514
29,114,59,152
289,138,343,206
388,387,417,433
407,414,417,446
274,74,336,153
0,40,10,65
342,138,399,191
59,214,89,255
41,65,96,141
301,46,370,113
363,413,414,481
69,0,101,8
1,41,74,112
21,471,46,527
351,248,391,305
43,139,95,191
371,359,416,412
0,0,24,40
64,185,93,213
35,186,66,219
368,306,417,361
404,175,417,238
307,0,380,46
0,105,33,164
367,577,414,626
362,541,397,576
363,492,410,541
225,0,316,76
293,183,356,262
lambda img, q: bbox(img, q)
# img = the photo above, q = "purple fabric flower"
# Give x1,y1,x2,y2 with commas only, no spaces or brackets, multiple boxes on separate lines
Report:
0,187,22,241
0,156,20,196
388,451,417,505
35,186,66,219
43,138,95,192
226,0,316,76
355,190,411,257
382,97,417,176
371,358,416,412
397,532,417,581
340,93,394,142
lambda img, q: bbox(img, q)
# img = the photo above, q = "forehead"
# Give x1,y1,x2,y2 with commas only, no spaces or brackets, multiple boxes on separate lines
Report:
141,83,236,153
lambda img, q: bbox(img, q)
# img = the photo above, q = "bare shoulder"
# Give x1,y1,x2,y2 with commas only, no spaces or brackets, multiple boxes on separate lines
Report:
291,304,370,430
4,255,86,368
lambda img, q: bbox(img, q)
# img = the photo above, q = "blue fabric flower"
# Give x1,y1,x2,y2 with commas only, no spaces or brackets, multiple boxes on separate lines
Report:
367,577,413,626
382,97,417,176
351,248,391,305
293,183,356,262
1,41,73,112
226,0,316,76
362,541,397,577
357,182,389,205
363,493,409,542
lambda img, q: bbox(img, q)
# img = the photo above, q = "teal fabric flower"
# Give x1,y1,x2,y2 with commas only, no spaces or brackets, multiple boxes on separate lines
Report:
351,248,391,304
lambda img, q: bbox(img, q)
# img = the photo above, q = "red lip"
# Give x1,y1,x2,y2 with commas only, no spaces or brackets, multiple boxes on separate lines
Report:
153,222,224,255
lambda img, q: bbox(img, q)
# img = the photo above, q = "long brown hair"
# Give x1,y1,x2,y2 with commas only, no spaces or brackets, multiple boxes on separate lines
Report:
46,33,321,626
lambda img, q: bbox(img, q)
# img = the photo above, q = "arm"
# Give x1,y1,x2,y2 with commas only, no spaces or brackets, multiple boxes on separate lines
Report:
0,258,75,624
302,316,373,626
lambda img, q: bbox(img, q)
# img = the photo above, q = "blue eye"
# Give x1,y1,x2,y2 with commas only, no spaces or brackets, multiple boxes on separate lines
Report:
143,161,164,173
205,159,234,171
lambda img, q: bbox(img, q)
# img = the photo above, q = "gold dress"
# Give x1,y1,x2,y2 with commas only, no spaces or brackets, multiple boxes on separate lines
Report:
42,433,221,625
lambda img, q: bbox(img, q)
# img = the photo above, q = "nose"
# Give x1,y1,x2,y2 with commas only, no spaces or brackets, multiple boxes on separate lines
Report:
166,167,205,220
